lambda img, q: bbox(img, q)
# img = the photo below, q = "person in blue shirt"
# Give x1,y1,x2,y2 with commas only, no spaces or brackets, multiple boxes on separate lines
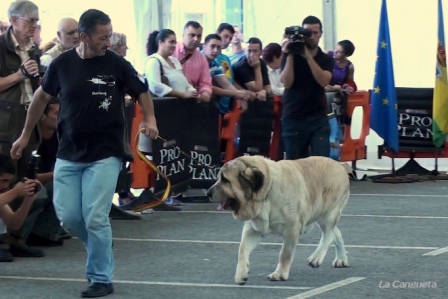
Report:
225,25,246,66
201,32,253,114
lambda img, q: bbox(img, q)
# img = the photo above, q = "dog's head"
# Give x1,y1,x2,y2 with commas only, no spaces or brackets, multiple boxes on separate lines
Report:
207,156,270,221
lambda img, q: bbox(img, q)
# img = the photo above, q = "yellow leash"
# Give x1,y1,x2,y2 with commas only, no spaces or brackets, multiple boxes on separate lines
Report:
131,128,171,212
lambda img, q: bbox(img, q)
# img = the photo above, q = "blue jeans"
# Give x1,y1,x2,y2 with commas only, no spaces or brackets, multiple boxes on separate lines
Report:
53,157,121,283
282,115,331,160
328,114,341,161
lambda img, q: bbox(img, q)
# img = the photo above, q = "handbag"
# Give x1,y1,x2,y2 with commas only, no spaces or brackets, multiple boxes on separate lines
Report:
150,56,169,85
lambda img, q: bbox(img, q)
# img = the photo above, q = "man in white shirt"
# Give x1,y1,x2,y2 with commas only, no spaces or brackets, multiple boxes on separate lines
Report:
262,42,284,96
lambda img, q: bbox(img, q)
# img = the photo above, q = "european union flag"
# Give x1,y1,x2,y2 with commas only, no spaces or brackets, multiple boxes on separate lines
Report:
370,0,399,152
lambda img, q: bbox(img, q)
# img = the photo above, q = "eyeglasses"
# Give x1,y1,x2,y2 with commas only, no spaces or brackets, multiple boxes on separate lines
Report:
19,17,40,25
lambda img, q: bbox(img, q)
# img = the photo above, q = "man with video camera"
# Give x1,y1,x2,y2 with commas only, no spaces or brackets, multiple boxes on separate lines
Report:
280,16,334,159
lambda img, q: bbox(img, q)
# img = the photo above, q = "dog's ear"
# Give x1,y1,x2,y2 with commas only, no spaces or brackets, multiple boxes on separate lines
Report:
239,166,264,193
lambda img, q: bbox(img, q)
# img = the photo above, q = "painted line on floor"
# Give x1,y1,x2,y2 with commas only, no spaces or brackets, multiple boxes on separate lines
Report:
342,214,448,219
286,277,366,299
351,193,448,198
111,238,437,250
422,246,448,256
0,276,312,290
155,211,448,219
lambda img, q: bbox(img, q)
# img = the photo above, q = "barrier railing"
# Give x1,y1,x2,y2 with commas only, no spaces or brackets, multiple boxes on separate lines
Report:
340,91,371,162
129,93,373,192
269,95,283,161
220,101,241,163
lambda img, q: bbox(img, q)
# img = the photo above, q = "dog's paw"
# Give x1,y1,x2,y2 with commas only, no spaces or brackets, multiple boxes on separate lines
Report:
332,258,349,268
267,271,289,281
235,263,249,285
235,274,249,285
307,255,324,268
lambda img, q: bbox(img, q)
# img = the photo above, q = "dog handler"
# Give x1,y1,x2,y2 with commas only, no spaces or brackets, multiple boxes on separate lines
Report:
10,9,158,298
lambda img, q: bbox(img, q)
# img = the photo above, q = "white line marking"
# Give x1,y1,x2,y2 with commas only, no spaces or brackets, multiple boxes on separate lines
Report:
286,277,366,299
156,211,448,219
422,246,448,256
0,276,312,290
343,214,448,219
351,193,448,198
112,238,437,250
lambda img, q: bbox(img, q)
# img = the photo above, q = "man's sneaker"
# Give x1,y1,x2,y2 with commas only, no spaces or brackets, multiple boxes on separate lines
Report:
0,248,13,262
9,244,45,257
81,283,114,298
59,227,73,240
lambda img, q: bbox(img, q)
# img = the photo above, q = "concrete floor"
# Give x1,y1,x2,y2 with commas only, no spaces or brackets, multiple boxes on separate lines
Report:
1,180,448,299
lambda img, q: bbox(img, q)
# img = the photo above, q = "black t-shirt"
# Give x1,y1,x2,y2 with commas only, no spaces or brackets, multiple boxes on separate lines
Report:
280,48,333,119
232,56,270,89
37,132,58,173
42,49,147,162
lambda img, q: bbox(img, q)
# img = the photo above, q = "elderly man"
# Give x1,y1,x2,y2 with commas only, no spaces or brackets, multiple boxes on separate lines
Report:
0,0,41,156
40,17,79,68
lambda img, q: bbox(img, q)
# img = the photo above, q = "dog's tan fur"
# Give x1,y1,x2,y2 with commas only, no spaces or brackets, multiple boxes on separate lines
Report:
208,155,350,284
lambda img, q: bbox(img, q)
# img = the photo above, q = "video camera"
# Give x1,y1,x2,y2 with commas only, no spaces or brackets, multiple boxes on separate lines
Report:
22,150,41,194
284,26,312,55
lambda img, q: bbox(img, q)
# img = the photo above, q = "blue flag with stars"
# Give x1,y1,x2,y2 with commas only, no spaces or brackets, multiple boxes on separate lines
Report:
370,0,399,152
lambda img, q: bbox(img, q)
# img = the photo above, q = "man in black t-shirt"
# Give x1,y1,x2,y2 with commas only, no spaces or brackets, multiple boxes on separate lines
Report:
13,97,63,248
10,9,158,298
233,37,272,101
280,16,333,159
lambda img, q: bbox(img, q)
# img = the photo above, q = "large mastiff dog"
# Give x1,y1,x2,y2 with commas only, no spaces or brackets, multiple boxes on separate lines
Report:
208,155,350,284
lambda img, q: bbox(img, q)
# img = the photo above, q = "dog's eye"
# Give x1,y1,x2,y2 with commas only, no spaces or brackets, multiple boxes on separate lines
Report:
221,174,229,183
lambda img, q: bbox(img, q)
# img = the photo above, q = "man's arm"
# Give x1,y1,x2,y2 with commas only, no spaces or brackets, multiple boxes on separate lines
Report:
280,39,295,89
36,172,53,184
280,54,295,89
0,180,38,207
11,87,52,160
197,56,213,101
0,196,36,230
22,87,52,138
303,47,332,87
0,58,39,93
213,75,240,97
0,71,25,93
0,188,20,207
136,92,158,139
261,62,272,96
0,179,39,230
263,85,272,97
244,63,263,92
306,57,332,87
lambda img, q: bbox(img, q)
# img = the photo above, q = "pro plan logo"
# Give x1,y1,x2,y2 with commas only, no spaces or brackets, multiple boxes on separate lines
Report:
437,41,446,68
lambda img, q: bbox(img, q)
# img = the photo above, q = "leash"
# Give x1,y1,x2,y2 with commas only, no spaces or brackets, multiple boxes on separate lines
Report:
131,128,171,212
131,128,220,212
